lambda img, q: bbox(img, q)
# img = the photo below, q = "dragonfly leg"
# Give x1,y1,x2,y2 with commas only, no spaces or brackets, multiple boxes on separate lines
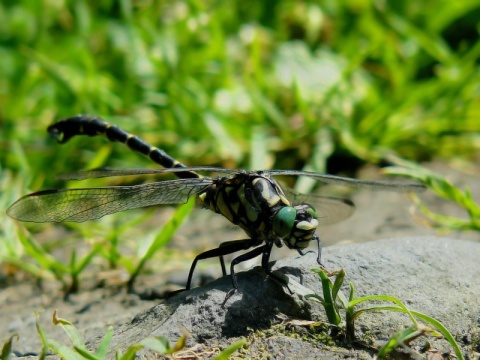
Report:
295,235,322,265
186,238,259,290
261,241,275,271
223,244,267,302
314,234,322,265
216,238,263,276
259,241,294,293
219,256,227,277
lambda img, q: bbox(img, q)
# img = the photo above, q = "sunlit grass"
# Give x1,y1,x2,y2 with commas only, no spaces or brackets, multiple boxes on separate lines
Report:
385,156,480,231
2,1,478,175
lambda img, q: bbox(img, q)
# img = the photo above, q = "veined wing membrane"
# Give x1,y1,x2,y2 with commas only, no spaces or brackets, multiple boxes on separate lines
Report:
57,167,426,194
285,189,355,226
269,170,426,192
57,167,240,181
7,178,212,223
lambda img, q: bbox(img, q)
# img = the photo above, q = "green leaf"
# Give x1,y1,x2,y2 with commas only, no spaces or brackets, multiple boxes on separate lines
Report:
315,268,342,325
117,344,144,360
128,198,195,286
385,163,480,231
349,295,417,325
331,269,346,303
94,327,113,359
213,338,247,360
35,312,50,360
15,227,69,283
52,310,88,351
1,333,18,360
139,337,170,354
377,325,423,358
73,346,98,360
47,339,86,360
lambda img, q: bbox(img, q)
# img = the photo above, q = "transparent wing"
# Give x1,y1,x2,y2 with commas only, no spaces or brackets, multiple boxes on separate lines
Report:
285,189,355,226
7,178,213,223
269,170,426,193
57,166,242,181
57,167,426,194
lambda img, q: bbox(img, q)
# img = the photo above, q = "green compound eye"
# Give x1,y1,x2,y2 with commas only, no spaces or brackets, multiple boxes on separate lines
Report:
306,205,317,218
273,207,296,237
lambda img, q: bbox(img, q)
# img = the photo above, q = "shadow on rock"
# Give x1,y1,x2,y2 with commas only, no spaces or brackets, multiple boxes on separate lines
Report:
85,264,317,356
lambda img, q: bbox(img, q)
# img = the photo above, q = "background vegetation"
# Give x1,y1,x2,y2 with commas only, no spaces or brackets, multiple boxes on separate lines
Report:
1,0,479,286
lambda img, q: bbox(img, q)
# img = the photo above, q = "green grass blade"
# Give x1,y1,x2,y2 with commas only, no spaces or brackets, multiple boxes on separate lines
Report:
72,243,103,276
73,346,99,360
94,326,114,359
139,337,171,354
15,228,69,284
331,269,346,304
35,312,52,360
213,338,247,360
117,344,144,360
409,310,465,360
384,161,480,230
362,306,464,360
377,325,427,358
349,294,417,325
47,339,86,360
52,310,88,351
0,333,18,360
313,268,342,325
128,198,195,287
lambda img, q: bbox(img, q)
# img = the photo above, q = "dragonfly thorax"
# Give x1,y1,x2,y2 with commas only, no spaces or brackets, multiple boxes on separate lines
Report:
198,172,319,249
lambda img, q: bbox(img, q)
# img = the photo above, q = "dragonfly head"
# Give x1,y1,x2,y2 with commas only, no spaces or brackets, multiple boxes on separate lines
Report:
272,204,319,249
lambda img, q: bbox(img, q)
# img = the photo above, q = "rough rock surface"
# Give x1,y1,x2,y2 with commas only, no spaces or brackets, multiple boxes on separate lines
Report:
83,236,480,359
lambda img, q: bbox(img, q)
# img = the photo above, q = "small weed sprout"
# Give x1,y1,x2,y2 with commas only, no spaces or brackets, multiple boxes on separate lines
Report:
307,268,464,359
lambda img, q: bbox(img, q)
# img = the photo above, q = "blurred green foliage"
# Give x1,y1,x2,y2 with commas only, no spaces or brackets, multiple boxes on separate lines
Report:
1,0,478,182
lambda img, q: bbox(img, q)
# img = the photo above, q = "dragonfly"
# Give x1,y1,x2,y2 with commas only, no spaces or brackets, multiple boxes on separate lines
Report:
7,115,426,297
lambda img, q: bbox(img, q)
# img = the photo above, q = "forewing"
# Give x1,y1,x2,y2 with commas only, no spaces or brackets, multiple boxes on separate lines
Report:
7,178,212,223
285,189,355,226
57,166,241,180
269,170,426,192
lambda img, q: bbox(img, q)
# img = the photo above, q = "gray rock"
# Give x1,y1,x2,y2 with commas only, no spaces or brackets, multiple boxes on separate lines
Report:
86,236,480,359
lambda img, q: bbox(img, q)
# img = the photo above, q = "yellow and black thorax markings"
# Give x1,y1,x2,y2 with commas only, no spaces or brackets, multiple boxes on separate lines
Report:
198,172,290,237
47,115,199,179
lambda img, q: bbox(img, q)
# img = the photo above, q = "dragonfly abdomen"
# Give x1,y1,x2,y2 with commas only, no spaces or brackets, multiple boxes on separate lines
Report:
47,115,199,179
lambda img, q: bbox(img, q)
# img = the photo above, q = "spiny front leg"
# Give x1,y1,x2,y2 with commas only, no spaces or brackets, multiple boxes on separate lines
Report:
223,244,269,304
185,238,260,290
